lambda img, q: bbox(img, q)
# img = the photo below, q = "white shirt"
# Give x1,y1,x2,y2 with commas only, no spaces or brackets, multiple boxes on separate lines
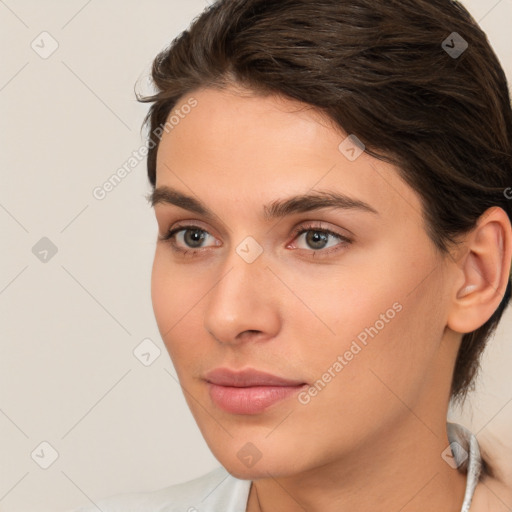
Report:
73,422,481,512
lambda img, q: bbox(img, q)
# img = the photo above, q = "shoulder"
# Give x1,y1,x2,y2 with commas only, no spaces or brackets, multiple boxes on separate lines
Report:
71,466,252,512
470,428,512,512
470,475,512,512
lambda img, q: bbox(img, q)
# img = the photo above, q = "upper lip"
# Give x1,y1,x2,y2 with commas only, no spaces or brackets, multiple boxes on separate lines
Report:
204,368,306,387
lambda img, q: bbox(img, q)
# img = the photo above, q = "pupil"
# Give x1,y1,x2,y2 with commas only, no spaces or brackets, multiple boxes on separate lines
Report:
186,229,206,247
307,231,327,249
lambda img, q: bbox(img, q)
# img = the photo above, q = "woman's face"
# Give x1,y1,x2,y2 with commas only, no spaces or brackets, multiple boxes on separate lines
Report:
150,86,458,478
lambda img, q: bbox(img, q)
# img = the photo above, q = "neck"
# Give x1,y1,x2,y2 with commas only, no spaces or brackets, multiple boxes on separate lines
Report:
247,415,468,512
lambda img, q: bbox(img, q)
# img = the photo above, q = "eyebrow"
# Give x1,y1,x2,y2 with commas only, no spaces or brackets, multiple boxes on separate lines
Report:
148,185,379,221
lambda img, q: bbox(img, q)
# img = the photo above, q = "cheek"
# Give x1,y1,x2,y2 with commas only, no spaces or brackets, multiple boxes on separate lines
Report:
151,252,192,350
285,244,439,370
150,250,212,368
276,257,403,348
297,261,445,420
151,251,175,334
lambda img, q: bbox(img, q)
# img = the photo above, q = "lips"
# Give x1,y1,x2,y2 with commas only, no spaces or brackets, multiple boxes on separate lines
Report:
204,368,308,415
204,368,306,387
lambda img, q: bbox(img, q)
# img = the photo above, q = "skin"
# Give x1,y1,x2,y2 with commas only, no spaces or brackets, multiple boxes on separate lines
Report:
150,85,512,512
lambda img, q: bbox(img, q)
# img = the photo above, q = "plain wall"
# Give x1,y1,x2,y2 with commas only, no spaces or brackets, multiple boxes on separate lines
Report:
0,1,511,510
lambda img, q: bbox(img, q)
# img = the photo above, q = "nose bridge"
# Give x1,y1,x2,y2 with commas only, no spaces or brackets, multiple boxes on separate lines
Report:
203,245,279,343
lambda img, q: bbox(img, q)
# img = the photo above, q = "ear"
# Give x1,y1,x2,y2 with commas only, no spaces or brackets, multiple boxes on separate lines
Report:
447,206,512,334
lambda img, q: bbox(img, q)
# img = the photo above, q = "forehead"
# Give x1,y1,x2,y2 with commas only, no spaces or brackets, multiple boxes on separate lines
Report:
155,86,423,225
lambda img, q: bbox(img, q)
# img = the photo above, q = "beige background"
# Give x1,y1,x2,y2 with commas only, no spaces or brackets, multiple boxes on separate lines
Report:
0,1,511,511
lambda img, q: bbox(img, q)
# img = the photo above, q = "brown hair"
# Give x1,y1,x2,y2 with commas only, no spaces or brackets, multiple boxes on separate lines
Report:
137,0,512,408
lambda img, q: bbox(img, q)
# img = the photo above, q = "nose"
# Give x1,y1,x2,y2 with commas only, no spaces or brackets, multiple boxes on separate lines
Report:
203,250,281,346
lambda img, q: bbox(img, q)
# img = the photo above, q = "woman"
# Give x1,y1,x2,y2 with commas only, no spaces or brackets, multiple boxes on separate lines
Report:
75,0,512,510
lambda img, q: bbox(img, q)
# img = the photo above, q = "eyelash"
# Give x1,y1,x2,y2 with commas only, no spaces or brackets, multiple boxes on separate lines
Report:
158,222,352,259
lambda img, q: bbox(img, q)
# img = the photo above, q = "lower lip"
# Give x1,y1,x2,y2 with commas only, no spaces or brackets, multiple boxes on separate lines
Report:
207,383,308,415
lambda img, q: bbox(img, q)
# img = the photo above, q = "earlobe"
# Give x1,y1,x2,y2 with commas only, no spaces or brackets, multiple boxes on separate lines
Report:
447,207,512,334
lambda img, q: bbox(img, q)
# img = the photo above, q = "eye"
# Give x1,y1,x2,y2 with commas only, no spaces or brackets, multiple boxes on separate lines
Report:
159,224,220,254
288,222,352,256
158,222,352,259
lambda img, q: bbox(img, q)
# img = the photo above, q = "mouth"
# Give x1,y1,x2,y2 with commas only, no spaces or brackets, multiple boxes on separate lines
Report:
204,368,308,415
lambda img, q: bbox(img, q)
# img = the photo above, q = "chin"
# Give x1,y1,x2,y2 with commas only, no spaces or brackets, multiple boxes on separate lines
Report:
223,463,285,481
214,449,304,481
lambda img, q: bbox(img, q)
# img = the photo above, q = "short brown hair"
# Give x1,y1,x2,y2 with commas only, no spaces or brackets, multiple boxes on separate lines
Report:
138,0,512,405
